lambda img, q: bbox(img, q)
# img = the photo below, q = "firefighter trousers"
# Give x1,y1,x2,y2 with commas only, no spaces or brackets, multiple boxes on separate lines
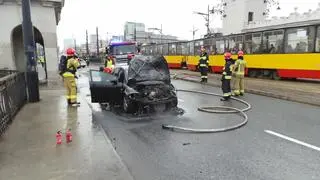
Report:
231,73,236,94
234,74,245,95
199,67,208,82
221,79,231,98
63,76,77,103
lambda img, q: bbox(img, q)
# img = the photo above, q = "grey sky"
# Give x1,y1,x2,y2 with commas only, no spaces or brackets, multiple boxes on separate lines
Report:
57,0,320,48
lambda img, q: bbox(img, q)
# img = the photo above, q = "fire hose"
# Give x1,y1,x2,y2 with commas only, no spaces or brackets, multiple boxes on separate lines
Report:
162,75,252,133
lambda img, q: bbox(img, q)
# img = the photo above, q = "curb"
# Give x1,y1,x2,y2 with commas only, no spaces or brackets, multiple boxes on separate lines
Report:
81,95,135,180
174,76,320,107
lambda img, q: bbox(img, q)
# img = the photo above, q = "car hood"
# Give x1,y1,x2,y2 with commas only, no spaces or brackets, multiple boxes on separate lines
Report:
127,55,171,85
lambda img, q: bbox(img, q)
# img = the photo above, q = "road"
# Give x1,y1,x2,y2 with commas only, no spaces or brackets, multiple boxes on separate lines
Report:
79,67,320,180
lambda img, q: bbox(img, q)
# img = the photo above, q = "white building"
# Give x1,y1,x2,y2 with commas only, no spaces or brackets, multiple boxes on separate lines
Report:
0,0,64,74
63,38,74,50
221,0,267,35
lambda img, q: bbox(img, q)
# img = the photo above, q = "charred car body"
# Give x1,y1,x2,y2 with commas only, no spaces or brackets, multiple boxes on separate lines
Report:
90,55,178,114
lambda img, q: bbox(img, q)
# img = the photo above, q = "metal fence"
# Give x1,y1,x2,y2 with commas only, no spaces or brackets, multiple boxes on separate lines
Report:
0,71,27,136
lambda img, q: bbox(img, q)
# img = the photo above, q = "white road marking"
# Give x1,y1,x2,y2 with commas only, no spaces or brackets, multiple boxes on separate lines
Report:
178,98,185,102
265,130,320,152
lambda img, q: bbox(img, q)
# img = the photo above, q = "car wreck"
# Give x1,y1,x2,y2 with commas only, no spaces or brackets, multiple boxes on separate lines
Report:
89,55,178,114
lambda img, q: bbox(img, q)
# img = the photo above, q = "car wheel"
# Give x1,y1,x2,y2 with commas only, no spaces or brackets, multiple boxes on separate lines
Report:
123,96,136,113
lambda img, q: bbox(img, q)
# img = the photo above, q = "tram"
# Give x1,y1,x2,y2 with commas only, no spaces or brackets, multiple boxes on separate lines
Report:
141,22,320,80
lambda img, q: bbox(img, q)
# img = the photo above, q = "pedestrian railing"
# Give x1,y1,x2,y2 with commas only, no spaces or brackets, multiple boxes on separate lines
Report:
0,70,27,136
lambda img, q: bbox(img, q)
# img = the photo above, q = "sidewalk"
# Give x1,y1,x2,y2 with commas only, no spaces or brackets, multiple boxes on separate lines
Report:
171,69,320,106
0,77,134,180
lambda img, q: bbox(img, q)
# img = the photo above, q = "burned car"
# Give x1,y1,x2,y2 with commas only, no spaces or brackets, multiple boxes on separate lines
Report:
89,55,178,114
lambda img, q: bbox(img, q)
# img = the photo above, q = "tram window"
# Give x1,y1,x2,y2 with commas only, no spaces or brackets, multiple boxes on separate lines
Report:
188,42,194,55
194,40,203,55
285,27,315,53
263,30,284,53
244,34,252,54
170,44,176,55
157,45,163,55
163,44,168,55
181,43,189,55
152,46,157,55
176,44,183,55
228,36,243,53
215,39,225,54
252,33,262,54
316,27,320,52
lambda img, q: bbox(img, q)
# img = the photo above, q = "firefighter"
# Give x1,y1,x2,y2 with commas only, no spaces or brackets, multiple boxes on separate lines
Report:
198,46,209,83
104,55,113,68
233,50,247,96
230,57,237,96
220,52,233,101
62,48,80,106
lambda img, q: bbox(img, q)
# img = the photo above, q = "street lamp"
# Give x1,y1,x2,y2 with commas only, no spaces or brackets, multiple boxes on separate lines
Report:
190,26,199,40
21,0,40,102
193,4,226,36
148,24,162,44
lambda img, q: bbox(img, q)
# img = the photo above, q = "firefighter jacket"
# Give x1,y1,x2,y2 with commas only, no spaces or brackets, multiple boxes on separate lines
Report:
234,58,247,76
62,57,79,78
105,59,113,68
222,59,232,80
198,52,209,68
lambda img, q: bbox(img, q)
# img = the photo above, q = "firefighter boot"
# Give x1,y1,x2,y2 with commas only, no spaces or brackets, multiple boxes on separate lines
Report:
220,96,230,101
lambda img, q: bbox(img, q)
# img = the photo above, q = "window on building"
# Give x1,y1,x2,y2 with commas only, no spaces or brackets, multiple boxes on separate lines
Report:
316,27,320,52
285,26,315,53
248,12,254,22
262,30,284,53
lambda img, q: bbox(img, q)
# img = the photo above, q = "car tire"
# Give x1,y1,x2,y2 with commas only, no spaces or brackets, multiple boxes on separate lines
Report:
123,96,137,114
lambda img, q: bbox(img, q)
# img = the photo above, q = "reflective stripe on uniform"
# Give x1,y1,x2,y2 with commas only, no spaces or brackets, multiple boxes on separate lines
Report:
224,75,232,79
233,90,240,95
201,76,208,78
222,72,227,75
70,95,77,100
62,72,75,77
240,90,245,93
200,56,207,60
223,92,231,97
199,64,207,67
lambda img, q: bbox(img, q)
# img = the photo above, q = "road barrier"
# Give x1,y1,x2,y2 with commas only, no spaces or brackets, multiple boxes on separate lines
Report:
0,71,27,136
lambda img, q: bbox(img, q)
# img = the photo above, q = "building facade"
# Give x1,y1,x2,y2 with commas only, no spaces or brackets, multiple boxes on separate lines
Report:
221,0,267,35
0,0,63,73
124,21,179,44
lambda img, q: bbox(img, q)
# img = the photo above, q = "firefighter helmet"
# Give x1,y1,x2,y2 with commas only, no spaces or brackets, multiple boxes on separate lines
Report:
238,50,244,57
224,52,232,59
66,48,76,56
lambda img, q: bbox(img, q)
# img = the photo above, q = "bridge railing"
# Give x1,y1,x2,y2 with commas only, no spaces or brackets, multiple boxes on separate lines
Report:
0,70,27,136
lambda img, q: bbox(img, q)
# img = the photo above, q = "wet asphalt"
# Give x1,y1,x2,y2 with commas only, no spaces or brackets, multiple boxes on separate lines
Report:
79,67,320,180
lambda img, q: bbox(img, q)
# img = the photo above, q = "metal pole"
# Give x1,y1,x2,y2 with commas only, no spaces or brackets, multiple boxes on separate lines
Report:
96,27,99,56
22,0,39,102
74,38,77,51
134,23,137,41
207,5,210,35
86,30,89,56
160,24,162,44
